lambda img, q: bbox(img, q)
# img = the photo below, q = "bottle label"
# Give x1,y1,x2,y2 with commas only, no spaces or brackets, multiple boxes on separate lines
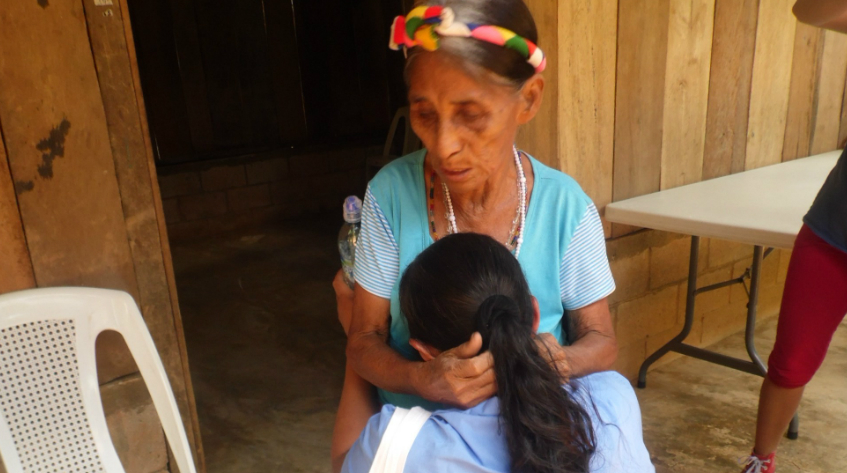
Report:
339,222,360,289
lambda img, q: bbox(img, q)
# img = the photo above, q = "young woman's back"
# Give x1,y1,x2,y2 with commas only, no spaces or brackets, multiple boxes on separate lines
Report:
343,370,653,473
341,233,654,472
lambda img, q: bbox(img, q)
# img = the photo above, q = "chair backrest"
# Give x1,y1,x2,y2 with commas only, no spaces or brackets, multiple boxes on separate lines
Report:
0,287,196,473
382,107,421,158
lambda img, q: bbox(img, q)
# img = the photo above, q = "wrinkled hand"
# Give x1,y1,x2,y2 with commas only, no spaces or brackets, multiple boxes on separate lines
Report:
333,269,354,335
414,333,496,408
535,332,572,383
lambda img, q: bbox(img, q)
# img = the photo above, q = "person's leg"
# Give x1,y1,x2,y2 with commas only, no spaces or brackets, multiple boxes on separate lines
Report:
753,379,804,456
752,225,847,458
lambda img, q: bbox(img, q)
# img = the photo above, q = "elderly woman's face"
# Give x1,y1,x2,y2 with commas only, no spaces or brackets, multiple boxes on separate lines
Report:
407,52,542,191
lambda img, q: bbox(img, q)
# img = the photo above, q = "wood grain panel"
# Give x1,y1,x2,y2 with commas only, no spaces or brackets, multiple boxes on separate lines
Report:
558,0,616,235
782,22,823,162
745,0,797,170
0,0,139,293
125,0,196,161
83,0,205,468
0,125,35,294
517,0,558,169
612,0,670,236
810,29,847,155
702,0,759,179
660,0,716,189
613,0,670,201
265,0,308,143
170,0,216,152
119,0,206,466
839,69,847,147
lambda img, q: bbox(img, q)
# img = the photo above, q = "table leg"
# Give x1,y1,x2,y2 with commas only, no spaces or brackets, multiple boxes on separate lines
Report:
788,413,799,439
635,241,801,439
637,236,700,388
637,241,771,385
745,246,767,375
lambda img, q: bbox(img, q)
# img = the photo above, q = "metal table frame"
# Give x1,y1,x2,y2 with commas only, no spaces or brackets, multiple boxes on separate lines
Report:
636,236,799,439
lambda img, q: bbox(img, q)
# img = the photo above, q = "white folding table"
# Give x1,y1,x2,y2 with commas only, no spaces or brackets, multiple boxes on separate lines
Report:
606,150,841,439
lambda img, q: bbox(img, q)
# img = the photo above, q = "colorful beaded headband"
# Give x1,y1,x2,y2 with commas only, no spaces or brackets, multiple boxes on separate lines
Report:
389,5,546,73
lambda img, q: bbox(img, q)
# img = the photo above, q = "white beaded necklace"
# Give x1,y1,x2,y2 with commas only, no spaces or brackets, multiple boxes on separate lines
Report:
442,145,527,257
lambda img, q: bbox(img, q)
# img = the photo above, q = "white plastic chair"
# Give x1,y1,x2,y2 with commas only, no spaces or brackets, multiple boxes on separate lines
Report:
365,107,422,181
0,287,197,473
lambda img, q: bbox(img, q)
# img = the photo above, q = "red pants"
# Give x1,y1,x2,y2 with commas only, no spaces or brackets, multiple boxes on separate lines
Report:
767,224,847,388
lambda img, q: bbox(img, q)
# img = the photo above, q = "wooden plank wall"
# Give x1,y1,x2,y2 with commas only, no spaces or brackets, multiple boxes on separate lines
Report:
548,0,847,237
703,0,759,178
0,1,140,292
783,22,823,162
0,127,35,294
810,30,847,154
558,0,617,235
745,0,797,171
610,0,670,236
660,0,715,190
518,0,559,169
0,0,203,469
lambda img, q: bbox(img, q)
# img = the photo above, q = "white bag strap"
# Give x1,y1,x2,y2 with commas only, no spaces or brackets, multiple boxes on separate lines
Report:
368,406,432,473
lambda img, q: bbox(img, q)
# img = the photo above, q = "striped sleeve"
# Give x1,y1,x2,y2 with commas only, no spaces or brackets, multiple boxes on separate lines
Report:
560,203,616,310
354,187,400,299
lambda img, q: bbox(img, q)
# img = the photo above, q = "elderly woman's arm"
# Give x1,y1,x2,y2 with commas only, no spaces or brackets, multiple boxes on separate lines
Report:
536,297,617,380
564,297,618,375
347,285,497,408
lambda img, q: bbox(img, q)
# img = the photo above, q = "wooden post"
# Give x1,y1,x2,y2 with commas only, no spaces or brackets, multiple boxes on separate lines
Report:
82,0,206,469
0,125,35,294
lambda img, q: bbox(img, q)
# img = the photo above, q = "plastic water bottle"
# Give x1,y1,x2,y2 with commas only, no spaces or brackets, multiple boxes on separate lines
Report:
338,195,362,289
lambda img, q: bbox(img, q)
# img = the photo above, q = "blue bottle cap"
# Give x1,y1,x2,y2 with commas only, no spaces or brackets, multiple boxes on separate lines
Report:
343,195,362,223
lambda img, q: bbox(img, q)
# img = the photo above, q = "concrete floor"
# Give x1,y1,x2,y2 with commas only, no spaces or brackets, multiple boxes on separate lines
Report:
172,215,347,472
172,216,847,473
640,315,847,473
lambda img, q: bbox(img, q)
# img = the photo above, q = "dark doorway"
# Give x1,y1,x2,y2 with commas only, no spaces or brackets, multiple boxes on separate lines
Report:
127,1,413,471
128,0,408,165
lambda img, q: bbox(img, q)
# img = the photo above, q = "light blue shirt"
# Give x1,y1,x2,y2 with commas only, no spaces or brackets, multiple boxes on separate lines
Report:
354,151,616,409
342,371,655,473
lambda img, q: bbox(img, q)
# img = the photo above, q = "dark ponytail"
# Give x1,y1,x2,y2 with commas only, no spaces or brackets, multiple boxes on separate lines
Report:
400,234,596,473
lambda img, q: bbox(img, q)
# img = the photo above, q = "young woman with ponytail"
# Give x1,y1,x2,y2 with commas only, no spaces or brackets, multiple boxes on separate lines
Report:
340,233,653,473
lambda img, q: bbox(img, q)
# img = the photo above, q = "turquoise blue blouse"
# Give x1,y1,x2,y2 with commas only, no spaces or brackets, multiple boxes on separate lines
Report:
354,150,615,409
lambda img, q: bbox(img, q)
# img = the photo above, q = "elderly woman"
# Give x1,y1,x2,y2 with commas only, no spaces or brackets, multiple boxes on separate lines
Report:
332,0,617,467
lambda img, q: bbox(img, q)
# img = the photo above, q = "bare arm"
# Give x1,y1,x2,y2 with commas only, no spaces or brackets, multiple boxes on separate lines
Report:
346,286,421,394
536,297,617,380
333,269,354,335
793,0,847,33
331,362,379,473
347,285,497,407
563,297,618,376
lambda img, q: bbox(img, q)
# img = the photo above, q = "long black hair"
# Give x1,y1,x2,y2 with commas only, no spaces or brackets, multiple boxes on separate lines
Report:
406,0,540,88
399,233,596,473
